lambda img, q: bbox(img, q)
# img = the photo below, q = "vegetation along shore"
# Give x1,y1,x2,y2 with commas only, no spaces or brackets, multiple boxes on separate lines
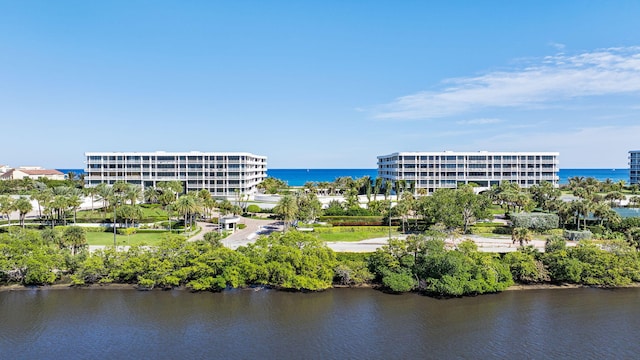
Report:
2,175,640,297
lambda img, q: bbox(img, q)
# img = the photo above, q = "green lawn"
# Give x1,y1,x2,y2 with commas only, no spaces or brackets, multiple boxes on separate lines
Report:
85,231,176,246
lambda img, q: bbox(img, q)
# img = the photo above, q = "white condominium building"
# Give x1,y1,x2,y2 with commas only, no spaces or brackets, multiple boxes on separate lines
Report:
85,151,267,196
630,150,640,185
377,151,559,193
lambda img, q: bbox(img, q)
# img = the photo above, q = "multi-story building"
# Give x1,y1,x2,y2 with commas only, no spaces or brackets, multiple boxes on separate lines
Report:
85,151,267,196
630,150,640,185
377,151,559,193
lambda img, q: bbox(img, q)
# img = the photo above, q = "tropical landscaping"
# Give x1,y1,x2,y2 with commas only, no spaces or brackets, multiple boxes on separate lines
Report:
2,175,640,296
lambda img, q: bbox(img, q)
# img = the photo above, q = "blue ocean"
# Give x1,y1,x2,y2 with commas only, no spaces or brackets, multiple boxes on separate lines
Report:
58,168,630,187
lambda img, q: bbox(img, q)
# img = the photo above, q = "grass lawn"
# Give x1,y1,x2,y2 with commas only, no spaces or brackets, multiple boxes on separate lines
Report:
85,231,176,246
76,204,169,222
313,230,400,242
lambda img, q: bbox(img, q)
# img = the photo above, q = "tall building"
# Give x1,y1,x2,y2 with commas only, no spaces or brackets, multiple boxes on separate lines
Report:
377,151,559,194
85,151,267,196
630,150,640,185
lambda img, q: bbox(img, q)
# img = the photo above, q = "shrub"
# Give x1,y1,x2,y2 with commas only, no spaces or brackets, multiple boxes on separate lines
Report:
493,226,513,235
318,216,384,226
246,204,262,213
237,224,247,230
117,228,137,236
564,230,593,241
470,223,508,235
510,213,559,232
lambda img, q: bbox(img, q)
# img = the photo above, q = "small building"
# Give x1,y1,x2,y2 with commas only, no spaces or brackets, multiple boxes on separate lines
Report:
219,216,241,233
0,167,65,181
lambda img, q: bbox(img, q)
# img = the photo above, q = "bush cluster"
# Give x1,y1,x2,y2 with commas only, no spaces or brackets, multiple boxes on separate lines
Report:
510,213,559,232
563,230,593,241
318,216,384,226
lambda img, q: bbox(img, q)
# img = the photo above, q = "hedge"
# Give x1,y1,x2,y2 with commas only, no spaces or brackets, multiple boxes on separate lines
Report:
318,216,385,226
313,226,391,234
509,212,559,232
564,230,593,241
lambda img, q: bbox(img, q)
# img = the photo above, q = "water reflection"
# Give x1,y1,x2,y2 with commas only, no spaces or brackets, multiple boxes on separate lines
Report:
1,287,640,359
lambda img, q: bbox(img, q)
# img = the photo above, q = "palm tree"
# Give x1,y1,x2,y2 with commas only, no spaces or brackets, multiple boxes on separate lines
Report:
30,188,52,219
174,194,200,229
604,191,625,207
274,194,298,232
383,180,391,201
83,186,98,211
373,177,383,201
14,197,32,228
629,196,640,208
50,195,70,226
124,184,143,205
63,226,87,255
512,227,533,247
144,186,159,204
67,194,83,224
572,199,594,230
95,183,113,218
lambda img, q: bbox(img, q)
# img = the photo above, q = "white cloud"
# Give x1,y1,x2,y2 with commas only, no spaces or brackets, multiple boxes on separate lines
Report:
468,125,640,168
456,118,502,125
373,46,640,120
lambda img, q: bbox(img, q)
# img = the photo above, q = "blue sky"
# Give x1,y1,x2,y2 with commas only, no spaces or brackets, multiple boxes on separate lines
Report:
2,1,640,169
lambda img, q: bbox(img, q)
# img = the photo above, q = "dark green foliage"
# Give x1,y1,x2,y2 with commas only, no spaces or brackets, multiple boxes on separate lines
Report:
0,228,64,285
510,213,559,232
626,227,640,249
246,204,262,213
545,235,566,253
563,230,593,241
368,236,513,296
318,216,385,226
381,269,415,292
542,241,640,286
503,248,550,283
334,251,374,286
238,232,337,290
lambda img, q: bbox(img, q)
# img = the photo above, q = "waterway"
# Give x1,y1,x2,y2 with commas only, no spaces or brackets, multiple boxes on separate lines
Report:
2,287,640,359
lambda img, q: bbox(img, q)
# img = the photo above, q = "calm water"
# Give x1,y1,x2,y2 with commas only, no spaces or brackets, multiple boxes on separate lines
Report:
59,168,630,187
2,287,640,359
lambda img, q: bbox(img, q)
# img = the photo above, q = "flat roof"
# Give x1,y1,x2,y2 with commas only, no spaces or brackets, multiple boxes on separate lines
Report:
378,151,559,159
85,151,266,159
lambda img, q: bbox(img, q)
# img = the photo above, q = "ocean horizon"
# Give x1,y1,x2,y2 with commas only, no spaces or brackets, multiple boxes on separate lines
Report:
57,168,630,187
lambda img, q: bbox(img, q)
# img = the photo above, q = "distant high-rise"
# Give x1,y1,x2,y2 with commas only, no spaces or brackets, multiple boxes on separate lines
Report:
630,150,640,185
85,151,267,196
377,151,559,194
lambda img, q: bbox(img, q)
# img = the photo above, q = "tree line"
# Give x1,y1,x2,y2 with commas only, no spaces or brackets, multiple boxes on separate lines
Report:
3,226,640,296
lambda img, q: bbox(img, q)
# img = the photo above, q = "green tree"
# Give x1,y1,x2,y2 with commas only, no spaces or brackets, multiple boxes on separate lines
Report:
0,195,15,225
143,186,159,204
528,181,561,210
273,194,298,231
14,196,33,228
63,226,87,255
511,227,533,247
257,177,287,194
295,192,322,223
174,194,201,228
